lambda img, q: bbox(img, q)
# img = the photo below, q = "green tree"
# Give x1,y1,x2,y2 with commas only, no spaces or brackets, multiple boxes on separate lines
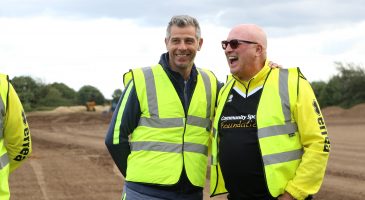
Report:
48,83,77,105
38,87,64,107
77,85,105,105
37,83,77,107
112,89,122,102
319,62,365,108
310,81,327,100
11,76,42,111
51,83,77,100
335,62,365,108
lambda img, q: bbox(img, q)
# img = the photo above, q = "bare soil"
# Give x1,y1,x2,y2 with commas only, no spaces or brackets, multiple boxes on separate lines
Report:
8,104,365,200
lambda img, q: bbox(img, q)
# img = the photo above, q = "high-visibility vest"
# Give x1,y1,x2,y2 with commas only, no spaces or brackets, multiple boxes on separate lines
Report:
0,73,10,199
123,71,133,87
211,68,302,197
125,65,217,187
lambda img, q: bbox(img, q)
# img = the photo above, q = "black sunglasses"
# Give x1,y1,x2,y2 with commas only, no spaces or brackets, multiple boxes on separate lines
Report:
221,39,258,50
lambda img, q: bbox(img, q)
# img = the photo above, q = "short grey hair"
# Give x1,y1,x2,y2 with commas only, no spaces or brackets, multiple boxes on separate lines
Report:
166,15,201,39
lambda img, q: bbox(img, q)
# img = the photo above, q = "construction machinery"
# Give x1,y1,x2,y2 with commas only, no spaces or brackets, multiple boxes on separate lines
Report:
86,101,96,112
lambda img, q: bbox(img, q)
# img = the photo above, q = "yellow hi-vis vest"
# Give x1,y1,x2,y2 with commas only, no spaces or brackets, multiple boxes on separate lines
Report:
0,74,10,199
211,68,302,197
125,64,217,187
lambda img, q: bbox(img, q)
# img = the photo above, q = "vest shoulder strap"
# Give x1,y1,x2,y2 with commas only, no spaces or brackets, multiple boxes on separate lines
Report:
123,71,133,87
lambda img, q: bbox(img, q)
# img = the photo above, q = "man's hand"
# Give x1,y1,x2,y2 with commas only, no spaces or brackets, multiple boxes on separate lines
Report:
277,191,295,200
268,61,282,69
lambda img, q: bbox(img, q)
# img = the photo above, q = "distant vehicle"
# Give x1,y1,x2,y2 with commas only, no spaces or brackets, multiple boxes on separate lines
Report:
86,101,96,112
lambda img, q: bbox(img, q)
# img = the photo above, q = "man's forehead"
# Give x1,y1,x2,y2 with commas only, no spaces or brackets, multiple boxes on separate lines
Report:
170,25,196,33
169,35,196,40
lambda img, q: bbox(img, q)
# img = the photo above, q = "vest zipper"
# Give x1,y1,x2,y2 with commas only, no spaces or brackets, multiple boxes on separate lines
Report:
181,80,188,193
184,80,189,111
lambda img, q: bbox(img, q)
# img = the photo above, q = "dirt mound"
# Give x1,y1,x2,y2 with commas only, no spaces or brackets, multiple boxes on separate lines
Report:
27,112,112,126
53,106,86,113
347,103,365,118
54,105,111,113
28,105,111,116
322,103,365,118
322,106,345,117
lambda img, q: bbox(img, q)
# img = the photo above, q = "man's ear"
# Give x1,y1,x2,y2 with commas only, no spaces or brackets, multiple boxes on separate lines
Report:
256,44,263,56
198,38,203,51
165,37,169,50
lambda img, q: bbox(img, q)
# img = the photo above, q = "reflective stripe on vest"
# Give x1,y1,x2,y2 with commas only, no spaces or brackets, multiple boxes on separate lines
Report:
139,115,211,129
130,141,208,155
258,69,302,166
262,149,303,165
199,69,212,118
258,122,297,138
142,67,159,117
0,153,9,170
139,67,212,130
279,69,291,122
113,81,134,144
139,117,183,127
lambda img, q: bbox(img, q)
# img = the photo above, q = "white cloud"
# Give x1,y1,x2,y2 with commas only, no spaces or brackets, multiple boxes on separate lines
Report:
0,16,167,98
2,0,365,29
1,15,365,98
268,21,365,82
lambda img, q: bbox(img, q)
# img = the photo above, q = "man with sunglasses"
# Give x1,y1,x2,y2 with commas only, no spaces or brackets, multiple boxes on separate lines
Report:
210,24,330,200
105,15,219,200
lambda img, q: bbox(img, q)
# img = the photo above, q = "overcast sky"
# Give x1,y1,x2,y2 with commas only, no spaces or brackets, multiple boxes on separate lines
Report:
1,0,365,98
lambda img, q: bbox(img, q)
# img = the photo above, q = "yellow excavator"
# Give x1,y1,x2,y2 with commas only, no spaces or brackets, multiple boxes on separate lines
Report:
85,100,96,112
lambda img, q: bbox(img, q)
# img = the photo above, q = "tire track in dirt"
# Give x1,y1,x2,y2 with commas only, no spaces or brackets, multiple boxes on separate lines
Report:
29,159,50,200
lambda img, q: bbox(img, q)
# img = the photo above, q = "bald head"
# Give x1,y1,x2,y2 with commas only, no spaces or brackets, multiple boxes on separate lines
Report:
224,24,268,81
229,24,267,53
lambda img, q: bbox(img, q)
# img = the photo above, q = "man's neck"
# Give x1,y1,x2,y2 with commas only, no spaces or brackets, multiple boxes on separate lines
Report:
170,66,192,81
237,60,265,81
180,69,191,80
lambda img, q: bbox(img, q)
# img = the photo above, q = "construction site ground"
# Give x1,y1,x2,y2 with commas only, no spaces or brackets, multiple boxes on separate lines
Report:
9,104,365,200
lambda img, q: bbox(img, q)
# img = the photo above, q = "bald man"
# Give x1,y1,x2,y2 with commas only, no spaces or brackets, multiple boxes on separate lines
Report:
210,24,330,200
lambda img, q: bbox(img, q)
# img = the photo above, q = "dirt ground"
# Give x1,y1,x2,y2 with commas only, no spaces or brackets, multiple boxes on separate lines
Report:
8,104,365,200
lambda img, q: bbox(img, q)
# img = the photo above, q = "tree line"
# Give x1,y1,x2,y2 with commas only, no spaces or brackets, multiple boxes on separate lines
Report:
311,62,365,109
9,62,365,112
10,76,122,112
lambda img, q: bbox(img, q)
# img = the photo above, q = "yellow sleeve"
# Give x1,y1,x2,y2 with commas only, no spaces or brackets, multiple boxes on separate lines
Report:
286,77,330,200
4,83,32,173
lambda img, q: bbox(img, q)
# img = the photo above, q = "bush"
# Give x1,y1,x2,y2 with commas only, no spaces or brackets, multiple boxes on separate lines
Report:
77,85,105,105
313,62,365,108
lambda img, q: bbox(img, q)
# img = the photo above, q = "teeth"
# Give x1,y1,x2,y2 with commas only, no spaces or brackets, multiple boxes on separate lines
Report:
228,56,238,64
